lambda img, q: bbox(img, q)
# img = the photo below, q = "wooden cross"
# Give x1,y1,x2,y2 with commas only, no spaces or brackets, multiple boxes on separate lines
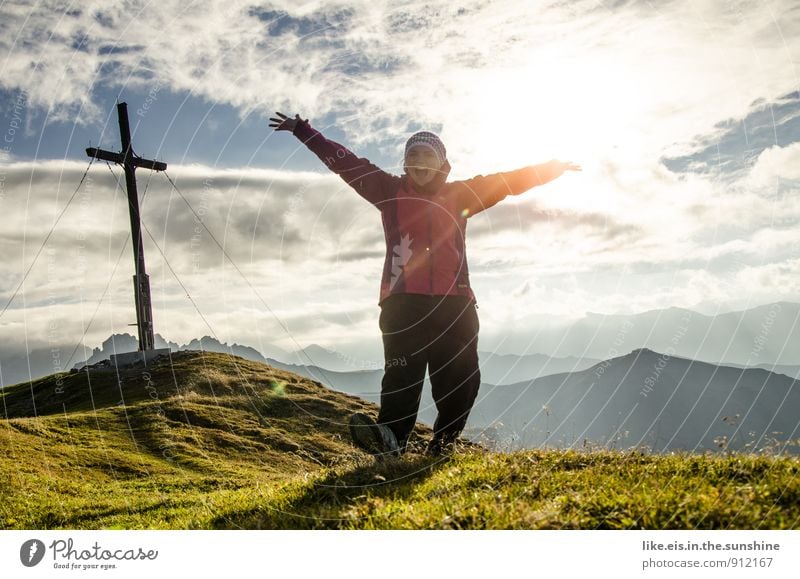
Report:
86,102,167,352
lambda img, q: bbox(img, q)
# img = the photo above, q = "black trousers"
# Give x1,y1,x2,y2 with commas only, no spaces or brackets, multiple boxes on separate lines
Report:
377,293,481,448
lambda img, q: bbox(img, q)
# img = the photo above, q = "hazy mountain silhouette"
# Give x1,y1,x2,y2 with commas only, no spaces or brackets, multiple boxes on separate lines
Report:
180,336,269,363
278,302,800,379
476,351,600,385
0,333,292,389
275,348,600,387
283,343,380,373
725,362,800,380
521,302,799,366
468,348,799,454
0,347,78,389
0,335,178,388
3,301,797,396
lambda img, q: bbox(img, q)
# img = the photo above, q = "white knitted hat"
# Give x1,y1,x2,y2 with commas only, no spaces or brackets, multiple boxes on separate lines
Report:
404,131,447,167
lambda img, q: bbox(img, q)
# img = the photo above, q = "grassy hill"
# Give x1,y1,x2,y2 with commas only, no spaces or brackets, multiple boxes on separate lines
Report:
1,351,798,529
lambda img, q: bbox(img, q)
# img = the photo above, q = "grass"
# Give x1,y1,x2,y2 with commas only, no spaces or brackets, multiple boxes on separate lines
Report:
1,351,798,529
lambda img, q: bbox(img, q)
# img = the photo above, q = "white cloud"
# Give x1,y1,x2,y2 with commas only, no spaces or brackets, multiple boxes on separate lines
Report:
1,1,799,357
0,158,392,355
2,147,799,354
746,142,800,187
736,258,800,296
2,1,798,156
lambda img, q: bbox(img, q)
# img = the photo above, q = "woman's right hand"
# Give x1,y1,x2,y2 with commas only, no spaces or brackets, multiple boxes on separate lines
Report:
268,112,306,132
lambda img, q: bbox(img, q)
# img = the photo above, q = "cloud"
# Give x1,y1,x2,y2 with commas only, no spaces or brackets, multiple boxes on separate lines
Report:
0,157,392,353
1,0,799,356
1,152,798,357
2,1,797,159
746,141,800,187
662,91,800,181
736,258,800,297
0,159,386,269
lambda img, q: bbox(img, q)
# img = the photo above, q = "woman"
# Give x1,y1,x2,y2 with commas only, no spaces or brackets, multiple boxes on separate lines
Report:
269,112,580,456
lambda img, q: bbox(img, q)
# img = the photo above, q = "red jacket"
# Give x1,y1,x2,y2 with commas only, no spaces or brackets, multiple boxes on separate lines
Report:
293,120,561,306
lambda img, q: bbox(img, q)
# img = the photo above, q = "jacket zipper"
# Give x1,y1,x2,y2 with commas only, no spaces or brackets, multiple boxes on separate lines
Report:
428,200,433,295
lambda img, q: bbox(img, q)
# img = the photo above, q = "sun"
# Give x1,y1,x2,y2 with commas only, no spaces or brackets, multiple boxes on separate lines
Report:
440,53,647,215
453,54,645,174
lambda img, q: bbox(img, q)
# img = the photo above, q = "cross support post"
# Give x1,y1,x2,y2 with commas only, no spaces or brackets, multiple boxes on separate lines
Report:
87,102,167,354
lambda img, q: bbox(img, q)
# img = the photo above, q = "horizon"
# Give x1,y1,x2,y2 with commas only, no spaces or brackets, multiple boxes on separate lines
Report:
6,298,795,373
1,2,798,361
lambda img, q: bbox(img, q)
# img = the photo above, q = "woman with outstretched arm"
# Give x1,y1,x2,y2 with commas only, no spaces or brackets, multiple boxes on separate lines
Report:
270,112,581,457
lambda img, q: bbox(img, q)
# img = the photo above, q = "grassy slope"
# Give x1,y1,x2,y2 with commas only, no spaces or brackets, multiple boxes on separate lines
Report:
1,351,798,530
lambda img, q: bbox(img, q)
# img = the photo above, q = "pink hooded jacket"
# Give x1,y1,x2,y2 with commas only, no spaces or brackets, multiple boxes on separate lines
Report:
293,120,562,306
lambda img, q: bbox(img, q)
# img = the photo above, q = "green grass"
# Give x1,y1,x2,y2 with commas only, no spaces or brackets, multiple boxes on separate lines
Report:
1,351,798,529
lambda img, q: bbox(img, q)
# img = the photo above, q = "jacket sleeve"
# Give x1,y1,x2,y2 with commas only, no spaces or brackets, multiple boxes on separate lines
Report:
292,120,398,208
454,162,564,216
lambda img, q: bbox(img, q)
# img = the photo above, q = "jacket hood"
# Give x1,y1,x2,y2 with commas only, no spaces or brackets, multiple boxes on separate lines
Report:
403,158,452,195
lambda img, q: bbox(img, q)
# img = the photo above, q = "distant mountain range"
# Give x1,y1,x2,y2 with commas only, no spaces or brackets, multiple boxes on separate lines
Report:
514,302,800,366
0,334,283,388
3,302,799,456
467,348,800,454
270,349,602,389
0,334,602,388
725,362,800,380
3,329,797,455
284,301,800,373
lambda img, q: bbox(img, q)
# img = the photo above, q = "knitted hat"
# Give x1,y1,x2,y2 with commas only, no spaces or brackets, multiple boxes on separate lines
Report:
404,131,447,168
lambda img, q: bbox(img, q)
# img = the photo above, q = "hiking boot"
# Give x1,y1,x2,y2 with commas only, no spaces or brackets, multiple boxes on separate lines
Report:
348,412,400,457
425,436,457,457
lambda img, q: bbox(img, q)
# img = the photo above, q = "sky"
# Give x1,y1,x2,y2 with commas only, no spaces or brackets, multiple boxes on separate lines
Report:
0,0,798,366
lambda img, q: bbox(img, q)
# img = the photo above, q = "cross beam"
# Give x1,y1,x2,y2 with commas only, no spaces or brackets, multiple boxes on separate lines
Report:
86,102,167,352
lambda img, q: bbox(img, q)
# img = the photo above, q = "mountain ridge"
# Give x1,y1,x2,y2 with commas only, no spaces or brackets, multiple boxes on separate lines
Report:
478,347,800,454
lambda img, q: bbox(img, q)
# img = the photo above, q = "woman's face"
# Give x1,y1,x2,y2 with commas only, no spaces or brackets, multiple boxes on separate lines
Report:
405,145,442,186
